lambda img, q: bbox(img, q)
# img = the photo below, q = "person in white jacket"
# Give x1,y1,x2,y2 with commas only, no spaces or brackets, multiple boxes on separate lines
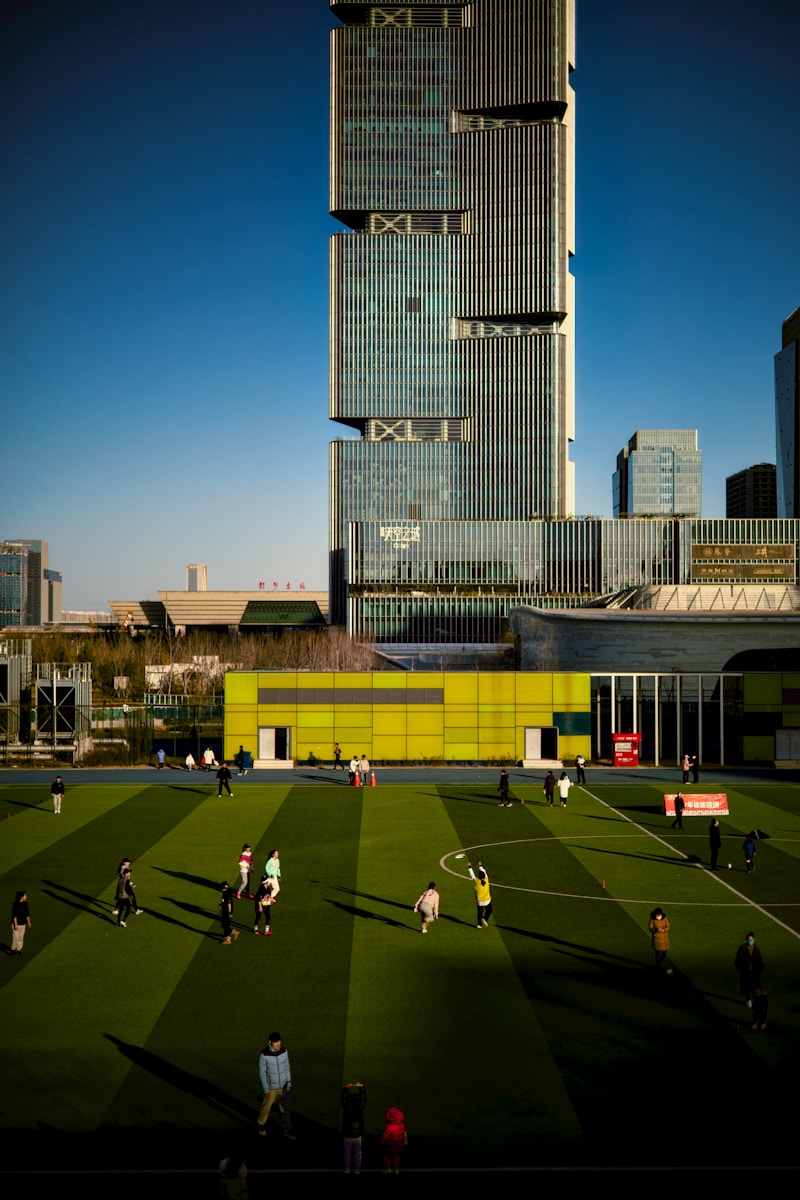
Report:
557,772,572,808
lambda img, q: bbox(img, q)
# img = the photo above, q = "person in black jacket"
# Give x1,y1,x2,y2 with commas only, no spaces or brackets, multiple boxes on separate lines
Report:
709,818,722,870
341,1082,367,1174
11,890,31,955
220,882,238,945
50,776,65,814
217,763,234,797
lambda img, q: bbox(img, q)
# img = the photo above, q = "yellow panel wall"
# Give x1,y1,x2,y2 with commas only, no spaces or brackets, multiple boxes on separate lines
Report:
226,674,258,704
478,674,516,705
553,673,591,709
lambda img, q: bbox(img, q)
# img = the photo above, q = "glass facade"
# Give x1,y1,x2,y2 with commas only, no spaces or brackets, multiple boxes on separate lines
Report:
0,546,29,627
348,517,800,642
775,306,800,518
612,430,702,519
329,1,577,623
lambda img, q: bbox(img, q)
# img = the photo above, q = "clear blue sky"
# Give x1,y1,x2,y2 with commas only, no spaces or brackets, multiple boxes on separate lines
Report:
2,0,799,611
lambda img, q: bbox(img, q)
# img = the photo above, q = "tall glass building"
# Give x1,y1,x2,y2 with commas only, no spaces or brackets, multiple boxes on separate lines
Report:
775,306,800,518
329,1,576,626
612,430,702,519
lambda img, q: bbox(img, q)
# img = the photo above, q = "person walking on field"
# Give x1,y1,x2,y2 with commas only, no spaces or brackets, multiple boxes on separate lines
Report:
468,861,492,928
217,762,234,797
11,890,31,956
257,1032,296,1139
497,769,511,807
50,775,65,815
671,792,685,830
743,833,757,873
237,844,254,899
264,849,281,899
115,870,135,927
543,770,556,807
735,932,764,1008
220,882,239,945
648,907,671,971
709,818,722,870
557,771,572,808
413,882,440,933
253,877,273,936
575,754,586,785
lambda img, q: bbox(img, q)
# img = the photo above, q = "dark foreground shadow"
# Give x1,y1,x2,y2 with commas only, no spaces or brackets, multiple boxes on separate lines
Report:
103,1034,251,1123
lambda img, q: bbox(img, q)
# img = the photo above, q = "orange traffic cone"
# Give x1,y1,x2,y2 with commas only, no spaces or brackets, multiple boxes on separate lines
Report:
354,771,361,787
370,770,376,787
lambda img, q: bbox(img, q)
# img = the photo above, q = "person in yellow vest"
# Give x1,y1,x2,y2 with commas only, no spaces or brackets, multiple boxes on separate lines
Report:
467,861,492,929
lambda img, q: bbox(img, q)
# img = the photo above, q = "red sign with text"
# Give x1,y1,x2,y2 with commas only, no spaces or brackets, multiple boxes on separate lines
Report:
663,793,729,816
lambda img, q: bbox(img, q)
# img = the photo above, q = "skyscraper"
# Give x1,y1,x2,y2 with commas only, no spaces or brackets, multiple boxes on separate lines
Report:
612,430,702,519
726,464,777,520
329,1,576,632
775,306,800,518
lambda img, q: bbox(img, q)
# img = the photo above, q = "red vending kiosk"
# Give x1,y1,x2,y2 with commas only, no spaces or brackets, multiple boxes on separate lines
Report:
612,732,642,767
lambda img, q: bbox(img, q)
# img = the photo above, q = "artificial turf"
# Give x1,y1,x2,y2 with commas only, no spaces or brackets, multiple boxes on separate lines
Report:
1,775,798,1175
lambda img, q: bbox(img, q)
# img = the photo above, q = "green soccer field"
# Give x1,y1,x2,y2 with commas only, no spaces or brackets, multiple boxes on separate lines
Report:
2,775,799,1172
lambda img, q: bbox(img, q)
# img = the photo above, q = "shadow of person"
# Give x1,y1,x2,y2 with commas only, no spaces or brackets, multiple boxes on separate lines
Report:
103,1034,252,1122
322,897,410,930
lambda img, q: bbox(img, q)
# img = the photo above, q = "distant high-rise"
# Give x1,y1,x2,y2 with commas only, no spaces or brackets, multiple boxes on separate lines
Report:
613,430,702,518
186,564,208,592
329,0,576,629
726,464,777,520
0,539,61,625
775,306,800,518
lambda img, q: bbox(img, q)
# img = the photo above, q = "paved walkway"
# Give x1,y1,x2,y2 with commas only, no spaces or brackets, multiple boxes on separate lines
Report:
0,765,794,786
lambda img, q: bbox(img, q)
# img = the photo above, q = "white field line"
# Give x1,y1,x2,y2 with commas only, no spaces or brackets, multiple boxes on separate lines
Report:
579,785,800,940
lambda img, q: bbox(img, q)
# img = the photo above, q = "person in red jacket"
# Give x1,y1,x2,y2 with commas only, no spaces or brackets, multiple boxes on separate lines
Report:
381,1106,408,1174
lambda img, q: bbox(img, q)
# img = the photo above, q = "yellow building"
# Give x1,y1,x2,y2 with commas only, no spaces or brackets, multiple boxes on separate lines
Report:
224,671,591,767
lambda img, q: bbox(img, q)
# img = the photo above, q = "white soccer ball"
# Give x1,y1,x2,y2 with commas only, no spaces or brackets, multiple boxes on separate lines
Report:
727,863,732,869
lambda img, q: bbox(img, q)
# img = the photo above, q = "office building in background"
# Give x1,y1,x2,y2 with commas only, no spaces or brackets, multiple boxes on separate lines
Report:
776,306,800,518
726,463,777,520
0,539,62,626
613,430,702,519
328,0,576,634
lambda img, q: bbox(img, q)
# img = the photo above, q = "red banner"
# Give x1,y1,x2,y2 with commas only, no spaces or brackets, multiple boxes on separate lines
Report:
663,793,729,816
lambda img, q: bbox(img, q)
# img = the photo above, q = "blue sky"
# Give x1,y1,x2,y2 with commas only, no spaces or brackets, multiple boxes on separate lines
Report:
2,0,799,611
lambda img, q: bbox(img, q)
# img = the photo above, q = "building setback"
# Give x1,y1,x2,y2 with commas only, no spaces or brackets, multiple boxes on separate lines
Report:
328,0,576,628
726,463,777,519
612,430,702,518
775,306,800,518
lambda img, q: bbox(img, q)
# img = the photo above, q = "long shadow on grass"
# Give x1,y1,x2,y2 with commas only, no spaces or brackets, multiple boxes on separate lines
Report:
576,844,690,866
164,785,210,796
152,867,218,890
500,925,644,967
329,883,409,912
323,897,410,930
41,880,117,921
163,896,221,925
103,1035,251,1123
41,888,116,924
3,796,50,811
